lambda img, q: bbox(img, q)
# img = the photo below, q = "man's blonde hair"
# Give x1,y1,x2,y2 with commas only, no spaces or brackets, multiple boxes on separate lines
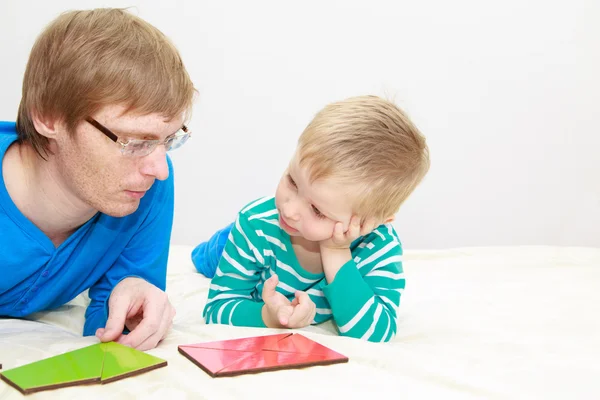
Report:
297,95,430,221
16,8,196,157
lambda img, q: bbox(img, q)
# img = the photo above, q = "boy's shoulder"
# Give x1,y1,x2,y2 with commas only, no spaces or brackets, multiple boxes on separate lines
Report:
352,223,403,253
350,224,404,273
237,196,277,219
233,196,282,245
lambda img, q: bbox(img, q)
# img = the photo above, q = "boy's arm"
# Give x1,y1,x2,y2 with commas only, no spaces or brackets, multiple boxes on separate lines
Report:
202,213,268,327
305,288,334,325
321,227,404,342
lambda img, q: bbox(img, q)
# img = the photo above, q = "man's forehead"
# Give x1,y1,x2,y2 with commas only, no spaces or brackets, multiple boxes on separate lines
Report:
95,106,184,137
100,106,181,124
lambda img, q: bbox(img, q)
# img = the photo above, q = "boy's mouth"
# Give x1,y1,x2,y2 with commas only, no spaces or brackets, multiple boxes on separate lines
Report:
279,215,299,233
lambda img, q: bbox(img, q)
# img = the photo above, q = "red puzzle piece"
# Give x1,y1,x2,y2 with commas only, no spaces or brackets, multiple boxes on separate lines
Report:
218,350,346,377
181,333,291,352
177,347,256,376
178,333,348,377
262,333,346,358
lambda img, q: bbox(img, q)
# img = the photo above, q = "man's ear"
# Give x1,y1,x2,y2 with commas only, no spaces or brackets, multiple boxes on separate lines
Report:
31,110,59,140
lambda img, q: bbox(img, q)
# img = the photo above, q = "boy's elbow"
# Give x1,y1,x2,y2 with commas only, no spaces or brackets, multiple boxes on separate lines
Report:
338,317,398,343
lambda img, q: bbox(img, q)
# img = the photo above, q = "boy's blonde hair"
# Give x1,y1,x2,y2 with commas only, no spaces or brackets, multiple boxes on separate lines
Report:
17,8,196,158
297,95,430,221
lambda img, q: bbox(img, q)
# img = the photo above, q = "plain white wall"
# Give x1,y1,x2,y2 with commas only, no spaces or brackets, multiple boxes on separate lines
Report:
1,0,598,249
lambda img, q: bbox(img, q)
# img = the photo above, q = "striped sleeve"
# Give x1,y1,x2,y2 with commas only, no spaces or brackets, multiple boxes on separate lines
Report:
202,212,268,327
322,226,404,342
307,288,333,325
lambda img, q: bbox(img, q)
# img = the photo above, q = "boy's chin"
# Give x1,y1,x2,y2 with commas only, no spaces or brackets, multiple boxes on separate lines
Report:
285,229,303,238
292,232,329,243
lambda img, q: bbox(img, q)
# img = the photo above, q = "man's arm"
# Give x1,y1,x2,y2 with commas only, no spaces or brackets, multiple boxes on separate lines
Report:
84,156,175,349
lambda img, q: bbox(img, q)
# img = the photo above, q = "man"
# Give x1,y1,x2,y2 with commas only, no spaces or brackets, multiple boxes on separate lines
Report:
0,8,196,350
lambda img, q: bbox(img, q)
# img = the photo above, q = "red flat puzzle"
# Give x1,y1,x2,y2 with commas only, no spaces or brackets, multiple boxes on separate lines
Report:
178,333,348,377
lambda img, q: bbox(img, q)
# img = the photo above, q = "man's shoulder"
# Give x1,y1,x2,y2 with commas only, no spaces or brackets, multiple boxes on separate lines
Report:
0,121,17,134
0,122,18,152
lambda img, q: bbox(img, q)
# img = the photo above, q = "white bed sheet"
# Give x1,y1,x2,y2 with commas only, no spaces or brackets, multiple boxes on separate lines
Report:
1,245,598,399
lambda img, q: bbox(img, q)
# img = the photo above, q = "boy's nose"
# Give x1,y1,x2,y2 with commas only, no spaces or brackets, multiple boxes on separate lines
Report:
282,202,300,221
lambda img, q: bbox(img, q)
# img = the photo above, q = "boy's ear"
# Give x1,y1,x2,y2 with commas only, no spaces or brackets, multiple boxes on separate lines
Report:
383,215,395,224
31,110,59,140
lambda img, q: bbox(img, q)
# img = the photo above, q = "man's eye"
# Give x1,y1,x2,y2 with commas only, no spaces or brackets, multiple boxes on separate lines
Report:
131,141,150,149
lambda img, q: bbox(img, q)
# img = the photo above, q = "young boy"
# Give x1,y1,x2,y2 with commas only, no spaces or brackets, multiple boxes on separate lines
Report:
193,95,429,342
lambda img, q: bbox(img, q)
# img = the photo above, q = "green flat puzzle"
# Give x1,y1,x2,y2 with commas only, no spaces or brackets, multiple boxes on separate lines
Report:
0,342,167,395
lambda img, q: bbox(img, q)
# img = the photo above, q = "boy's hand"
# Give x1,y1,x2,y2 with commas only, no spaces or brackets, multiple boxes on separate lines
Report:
262,274,316,329
320,216,377,250
320,216,378,283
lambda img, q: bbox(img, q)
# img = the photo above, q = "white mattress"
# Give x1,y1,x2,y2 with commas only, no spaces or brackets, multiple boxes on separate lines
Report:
1,245,598,399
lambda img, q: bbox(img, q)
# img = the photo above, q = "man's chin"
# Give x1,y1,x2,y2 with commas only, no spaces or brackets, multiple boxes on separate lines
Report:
100,201,141,218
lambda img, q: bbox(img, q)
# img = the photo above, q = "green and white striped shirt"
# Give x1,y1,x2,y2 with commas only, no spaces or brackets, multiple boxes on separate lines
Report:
203,196,405,342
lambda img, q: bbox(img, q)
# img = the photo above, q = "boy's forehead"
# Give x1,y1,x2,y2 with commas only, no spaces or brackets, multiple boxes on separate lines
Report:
310,179,355,208
290,162,357,220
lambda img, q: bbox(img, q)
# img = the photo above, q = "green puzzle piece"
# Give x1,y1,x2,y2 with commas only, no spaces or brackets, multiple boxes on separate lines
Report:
0,344,104,394
0,342,167,395
100,342,167,383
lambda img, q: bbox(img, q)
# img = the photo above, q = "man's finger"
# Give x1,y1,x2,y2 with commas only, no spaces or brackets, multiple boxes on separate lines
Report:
125,313,144,333
120,300,166,348
134,305,173,351
98,295,132,342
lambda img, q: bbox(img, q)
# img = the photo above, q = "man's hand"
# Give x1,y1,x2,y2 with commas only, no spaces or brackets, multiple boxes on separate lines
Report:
261,274,315,329
320,216,377,250
95,277,176,351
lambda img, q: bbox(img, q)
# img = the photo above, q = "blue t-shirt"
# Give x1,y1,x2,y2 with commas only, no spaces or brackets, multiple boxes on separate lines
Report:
0,121,175,336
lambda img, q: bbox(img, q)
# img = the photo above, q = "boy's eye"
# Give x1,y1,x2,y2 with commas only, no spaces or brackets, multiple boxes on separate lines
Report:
311,205,326,219
287,174,297,188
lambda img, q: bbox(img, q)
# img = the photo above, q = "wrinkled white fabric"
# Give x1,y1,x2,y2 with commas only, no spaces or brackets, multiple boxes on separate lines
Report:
1,245,598,399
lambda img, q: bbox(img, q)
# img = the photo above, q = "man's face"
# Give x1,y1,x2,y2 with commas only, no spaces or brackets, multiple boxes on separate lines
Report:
51,105,185,217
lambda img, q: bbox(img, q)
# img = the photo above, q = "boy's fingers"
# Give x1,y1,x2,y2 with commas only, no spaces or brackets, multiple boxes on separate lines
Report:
277,305,294,326
291,292,301,307
287,292,312,327
350,216,361,236
334,222,345,242
261,274,279,302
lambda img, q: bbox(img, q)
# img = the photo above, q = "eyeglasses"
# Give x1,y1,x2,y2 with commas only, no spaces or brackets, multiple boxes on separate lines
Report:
85,117,191,157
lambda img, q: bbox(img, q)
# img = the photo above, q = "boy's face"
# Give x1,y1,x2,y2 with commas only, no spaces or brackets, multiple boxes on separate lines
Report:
275,155,357,242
